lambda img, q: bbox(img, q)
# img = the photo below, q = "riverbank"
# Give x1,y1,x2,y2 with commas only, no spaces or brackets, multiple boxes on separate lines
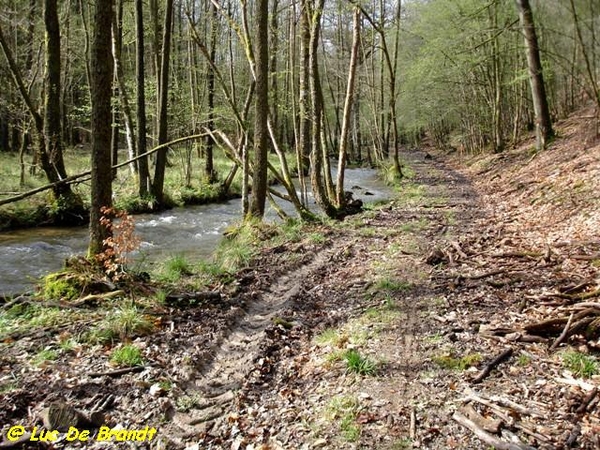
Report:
1,110,600,449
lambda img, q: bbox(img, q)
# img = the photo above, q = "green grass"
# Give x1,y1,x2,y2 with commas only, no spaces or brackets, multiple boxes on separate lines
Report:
314,328,347,347
110,344,144,367
176,394,202,412
433,352,482,371
160,254,193,281
561,350,599,378
0,303,85,340
344,349,378,376
325,396,362,442
375,276,412,292
32,348,59,366
83,304,154,345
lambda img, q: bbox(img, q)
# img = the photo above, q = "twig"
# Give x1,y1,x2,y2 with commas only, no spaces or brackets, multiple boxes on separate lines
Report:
472,347,513,384
88,366,146,377
409,407,417,439
565,424,580,447
450,241,468,260
576,387,598,414
550,312,574,350
464,388,546,419
452,412,535,450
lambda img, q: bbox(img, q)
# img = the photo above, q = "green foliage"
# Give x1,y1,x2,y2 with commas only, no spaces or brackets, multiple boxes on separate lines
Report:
314,328,346,347
160,254,193,281
110,344,144,367
561,350,599,379
433,352,482,371
326,396,361,442
84,305,153,345
344,349,378,376
42,273,80,300
375,276,412,293
32,348,59,366
176,394,202,412
213,222,259,272
115,195,156,214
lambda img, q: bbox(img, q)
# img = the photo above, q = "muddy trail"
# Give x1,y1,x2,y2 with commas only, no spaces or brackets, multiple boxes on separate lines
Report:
2,122,600,450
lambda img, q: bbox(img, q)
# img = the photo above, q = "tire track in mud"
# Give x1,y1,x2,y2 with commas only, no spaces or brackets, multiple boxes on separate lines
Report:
170,241,346,436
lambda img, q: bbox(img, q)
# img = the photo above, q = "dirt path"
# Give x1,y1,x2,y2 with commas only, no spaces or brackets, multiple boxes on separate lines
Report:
2,135,600,449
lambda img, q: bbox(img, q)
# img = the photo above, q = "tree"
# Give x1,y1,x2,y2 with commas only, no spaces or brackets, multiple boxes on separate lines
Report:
135,0,151,197
151,0,174,206
515,0,553,150
88,0,114,257
249,0,270,218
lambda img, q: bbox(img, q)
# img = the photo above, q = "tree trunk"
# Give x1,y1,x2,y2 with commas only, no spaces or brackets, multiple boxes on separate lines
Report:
308,0,337,218
88,0,114,258
111,0,137,175
515,0,553,150
135,0,150,197
249,0,269,218
205,1,218,183
44,0,72,198
151,0,174,206
335,7,360,208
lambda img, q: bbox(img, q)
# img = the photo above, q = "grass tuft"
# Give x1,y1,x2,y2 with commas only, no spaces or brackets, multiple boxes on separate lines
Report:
344,349,378,376
110,344,144,367
561,350,599,379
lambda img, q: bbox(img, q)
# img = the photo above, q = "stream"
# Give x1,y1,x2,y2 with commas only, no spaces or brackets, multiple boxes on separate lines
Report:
0,167,392,295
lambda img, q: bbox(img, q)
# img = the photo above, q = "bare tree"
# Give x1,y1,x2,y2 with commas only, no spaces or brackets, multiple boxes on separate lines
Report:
515,0,553,150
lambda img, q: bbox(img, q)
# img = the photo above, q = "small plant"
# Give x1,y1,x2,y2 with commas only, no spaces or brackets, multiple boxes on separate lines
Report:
307,232,326,244
162,254,193,281
314,328,347,347
561,350,599,378
110,344,143,367
517,353,532,366
58,337,78,353
326,396,361,442
344,349,378,376
154,289,168,304
376,276,412,292
96,207,141,280
176,394,201,412
84,305,153,344
42,273,80,300
433,352,482,371
110,304,154,338
32,348,59,366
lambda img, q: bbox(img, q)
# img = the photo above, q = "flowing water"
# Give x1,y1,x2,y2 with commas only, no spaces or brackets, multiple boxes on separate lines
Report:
0,168,392,295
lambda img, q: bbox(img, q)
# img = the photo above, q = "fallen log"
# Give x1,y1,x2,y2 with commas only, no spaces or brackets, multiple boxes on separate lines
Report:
452,412,536,450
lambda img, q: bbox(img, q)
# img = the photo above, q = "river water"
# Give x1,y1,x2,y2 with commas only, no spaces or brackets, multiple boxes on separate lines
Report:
0,168,392,295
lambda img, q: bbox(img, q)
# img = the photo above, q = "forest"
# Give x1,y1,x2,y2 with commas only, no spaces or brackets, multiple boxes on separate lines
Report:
2,0,600,448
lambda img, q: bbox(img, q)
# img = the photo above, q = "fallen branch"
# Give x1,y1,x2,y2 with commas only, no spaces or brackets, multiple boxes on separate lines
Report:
452,412,535,450
464,388,546,419
88,366,146,378
472,347,513,384
460,404,503,433
576,387,598,414
409,407,417,439
550,312,574,350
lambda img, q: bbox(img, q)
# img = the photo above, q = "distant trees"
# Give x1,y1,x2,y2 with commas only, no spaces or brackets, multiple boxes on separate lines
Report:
1,0,598,229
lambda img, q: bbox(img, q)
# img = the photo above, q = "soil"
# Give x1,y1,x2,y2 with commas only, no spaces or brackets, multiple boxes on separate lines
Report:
1,109,600,449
